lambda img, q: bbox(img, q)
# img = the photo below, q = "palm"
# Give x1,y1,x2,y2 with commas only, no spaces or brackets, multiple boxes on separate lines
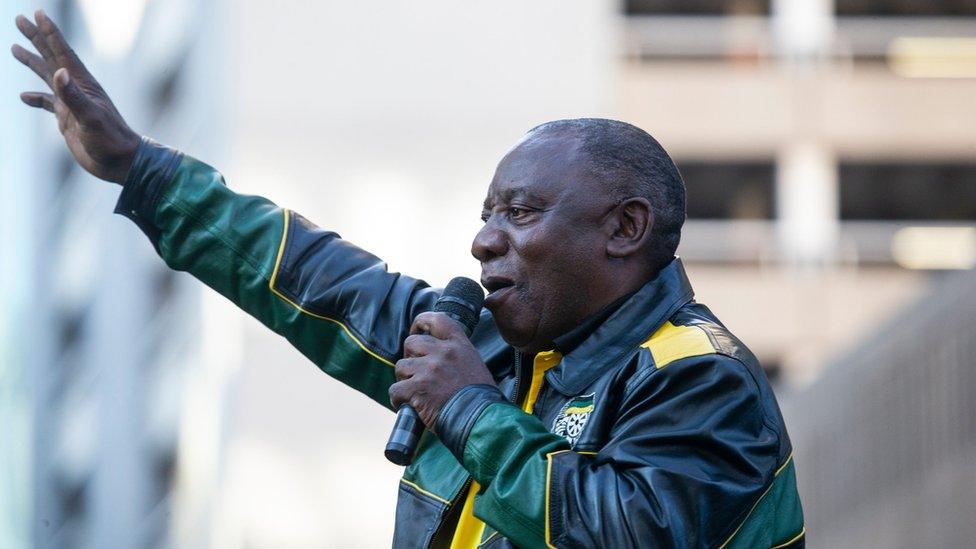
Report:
60,99,112,176
63,114,98,174
11,10,139,184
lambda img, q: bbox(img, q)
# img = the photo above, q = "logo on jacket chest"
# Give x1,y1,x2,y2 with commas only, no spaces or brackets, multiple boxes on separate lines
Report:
551,393,595,447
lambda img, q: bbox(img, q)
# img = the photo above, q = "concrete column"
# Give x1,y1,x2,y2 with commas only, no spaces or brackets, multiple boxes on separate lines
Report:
772,0,835,64
776,141,839,265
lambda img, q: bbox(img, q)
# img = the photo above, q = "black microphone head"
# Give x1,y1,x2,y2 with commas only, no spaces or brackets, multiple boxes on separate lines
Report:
434,277,485,336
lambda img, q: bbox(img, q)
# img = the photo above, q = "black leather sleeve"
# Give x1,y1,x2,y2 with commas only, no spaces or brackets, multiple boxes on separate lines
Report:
435,383,511,463
114,136,184,250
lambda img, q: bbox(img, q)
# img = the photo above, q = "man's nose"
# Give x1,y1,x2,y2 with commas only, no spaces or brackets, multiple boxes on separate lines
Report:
471,221,508,262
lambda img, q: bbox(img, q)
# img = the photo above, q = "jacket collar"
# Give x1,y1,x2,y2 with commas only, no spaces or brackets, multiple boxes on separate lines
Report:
552,289,636,356
544,257,695,396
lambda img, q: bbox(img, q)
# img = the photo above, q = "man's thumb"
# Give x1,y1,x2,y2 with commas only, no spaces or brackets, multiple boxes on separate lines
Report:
53,68,94,121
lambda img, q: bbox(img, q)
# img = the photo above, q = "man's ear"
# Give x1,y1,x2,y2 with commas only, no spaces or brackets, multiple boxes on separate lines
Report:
606,197,654,259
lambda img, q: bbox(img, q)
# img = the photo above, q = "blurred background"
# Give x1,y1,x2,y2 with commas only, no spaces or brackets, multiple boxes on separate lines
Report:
1,0,974,547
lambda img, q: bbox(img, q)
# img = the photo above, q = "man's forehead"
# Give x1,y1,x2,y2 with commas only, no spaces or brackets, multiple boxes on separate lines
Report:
484,133,588,204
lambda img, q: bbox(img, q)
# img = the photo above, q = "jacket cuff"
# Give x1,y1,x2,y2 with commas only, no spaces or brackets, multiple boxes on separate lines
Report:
114,136,184,249
435,384,510,464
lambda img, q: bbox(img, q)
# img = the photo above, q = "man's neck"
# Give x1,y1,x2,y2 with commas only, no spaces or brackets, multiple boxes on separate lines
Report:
551,289,638,356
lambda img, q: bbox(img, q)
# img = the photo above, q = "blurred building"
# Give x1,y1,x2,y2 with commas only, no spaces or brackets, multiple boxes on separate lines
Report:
782,269,976,547
1,0,228,547
618,1,976,546
620,0,976,385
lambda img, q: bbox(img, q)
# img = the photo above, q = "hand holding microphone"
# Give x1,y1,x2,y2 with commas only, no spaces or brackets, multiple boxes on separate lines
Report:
386,277,491,465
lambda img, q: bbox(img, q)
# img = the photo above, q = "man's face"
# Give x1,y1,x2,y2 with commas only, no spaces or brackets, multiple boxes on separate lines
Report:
472,131,616,353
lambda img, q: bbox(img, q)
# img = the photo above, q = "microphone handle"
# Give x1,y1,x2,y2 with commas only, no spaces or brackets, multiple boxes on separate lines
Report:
385,403,425,466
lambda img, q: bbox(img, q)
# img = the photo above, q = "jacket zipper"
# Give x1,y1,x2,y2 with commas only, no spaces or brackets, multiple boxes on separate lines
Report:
510,350,522,403
511,350,531,407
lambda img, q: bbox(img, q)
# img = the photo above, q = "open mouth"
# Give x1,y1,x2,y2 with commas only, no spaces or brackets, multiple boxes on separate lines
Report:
481,275,516,296
482,276,517,309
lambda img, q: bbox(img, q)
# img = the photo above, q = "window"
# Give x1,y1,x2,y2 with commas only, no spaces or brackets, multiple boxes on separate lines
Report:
624,0,770,16
680,161,776,220
625,0,976,17
840,162,976,221
836,0,976,17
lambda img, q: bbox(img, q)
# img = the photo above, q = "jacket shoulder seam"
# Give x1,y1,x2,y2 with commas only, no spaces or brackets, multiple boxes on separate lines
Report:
623,321,719,394
640,321,717,369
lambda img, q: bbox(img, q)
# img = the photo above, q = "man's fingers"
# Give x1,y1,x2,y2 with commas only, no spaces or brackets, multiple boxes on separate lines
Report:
410,312,463,339
394,357,419,382
403,334,439,358
388,379,415,410
53,68,95,122
35,10,89,78
15,14,57,72
20,92,56,113
11,44,53,87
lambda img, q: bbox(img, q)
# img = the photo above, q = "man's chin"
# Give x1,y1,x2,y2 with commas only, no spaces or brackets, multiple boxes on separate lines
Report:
489,312,538,353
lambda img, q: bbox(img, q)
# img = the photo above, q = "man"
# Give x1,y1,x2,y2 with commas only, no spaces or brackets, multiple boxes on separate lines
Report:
12,10,804,548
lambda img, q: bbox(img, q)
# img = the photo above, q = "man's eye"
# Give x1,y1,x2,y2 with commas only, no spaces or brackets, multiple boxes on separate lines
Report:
508,207,528,219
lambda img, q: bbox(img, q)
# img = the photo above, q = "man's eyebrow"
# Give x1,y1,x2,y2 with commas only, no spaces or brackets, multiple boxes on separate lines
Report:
483,187,547,209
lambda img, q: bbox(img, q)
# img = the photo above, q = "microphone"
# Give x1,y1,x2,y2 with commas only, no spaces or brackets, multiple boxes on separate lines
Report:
385,277,485,466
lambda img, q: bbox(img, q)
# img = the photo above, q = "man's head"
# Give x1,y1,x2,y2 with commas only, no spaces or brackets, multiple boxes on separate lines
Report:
473,118,686,353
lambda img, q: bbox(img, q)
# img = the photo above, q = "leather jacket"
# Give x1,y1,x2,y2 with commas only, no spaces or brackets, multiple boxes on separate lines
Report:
116,138,805,548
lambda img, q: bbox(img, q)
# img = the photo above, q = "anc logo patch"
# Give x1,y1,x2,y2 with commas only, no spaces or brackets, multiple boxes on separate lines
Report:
552,394,595,447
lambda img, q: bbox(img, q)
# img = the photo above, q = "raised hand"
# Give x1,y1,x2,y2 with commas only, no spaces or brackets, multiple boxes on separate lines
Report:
11,10,140,184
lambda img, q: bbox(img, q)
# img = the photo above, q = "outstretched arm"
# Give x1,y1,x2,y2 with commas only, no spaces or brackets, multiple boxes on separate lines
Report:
11,10,436,408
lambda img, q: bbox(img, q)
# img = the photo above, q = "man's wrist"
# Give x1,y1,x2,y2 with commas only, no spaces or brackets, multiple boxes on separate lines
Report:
114,137,184,249
434,383,510,464
110,131,142,185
